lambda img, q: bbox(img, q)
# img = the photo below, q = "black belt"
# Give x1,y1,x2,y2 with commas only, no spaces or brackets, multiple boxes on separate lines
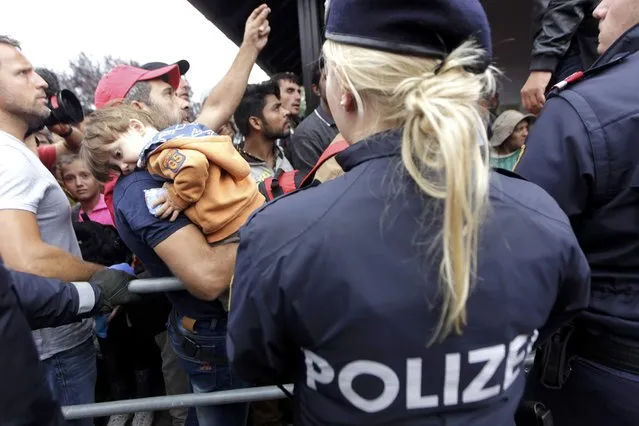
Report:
571,329,639,375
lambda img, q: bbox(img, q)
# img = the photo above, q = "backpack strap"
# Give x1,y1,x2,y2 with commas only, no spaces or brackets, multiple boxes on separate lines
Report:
301,139,350,187
80,211,92,223
258,169,304,201
71,204,82,224
270,169,286,199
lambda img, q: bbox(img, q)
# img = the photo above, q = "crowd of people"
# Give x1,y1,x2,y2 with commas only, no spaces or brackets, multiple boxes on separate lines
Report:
1,0,639,425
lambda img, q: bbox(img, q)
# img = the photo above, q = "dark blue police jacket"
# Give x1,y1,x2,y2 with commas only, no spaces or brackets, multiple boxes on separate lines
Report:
228,130,590,425
0,264,67,426
517,24,639,341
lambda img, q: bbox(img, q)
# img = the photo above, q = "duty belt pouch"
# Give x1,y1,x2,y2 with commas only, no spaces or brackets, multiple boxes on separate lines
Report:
515,401,554,426
539,326,575,389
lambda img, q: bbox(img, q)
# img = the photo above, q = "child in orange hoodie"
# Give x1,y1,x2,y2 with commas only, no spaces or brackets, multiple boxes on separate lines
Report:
83,105,265,244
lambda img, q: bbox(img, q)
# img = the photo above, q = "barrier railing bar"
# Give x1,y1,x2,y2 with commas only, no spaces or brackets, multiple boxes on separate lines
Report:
65,355,535,419
62,385,293,420
128,277,185,293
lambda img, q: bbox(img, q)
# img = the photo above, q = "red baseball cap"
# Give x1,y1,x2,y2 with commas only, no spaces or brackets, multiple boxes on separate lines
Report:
94,64,181,109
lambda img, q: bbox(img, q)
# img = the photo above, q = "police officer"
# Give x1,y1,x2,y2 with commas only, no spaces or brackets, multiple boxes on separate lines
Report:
0,263,137,425
516,1,639,425
227,0,590,424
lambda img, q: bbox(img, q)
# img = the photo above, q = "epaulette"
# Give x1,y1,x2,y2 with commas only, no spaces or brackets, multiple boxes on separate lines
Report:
550,52,631,94
550,71,585,92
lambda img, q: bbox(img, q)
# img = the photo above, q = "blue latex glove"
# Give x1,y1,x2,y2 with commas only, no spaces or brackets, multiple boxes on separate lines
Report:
94,263,135,338
109,263,135,276
95,314,109,339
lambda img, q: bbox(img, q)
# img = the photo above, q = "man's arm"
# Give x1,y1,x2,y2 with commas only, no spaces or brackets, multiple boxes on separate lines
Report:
116,177,235,301
0,146,103,281
153,225,236,301
227,224,294,385
0,210,103,281
0,266,66,426
196,4,271,132
530,0,591,72
8,266,138,330
50,124,83,157
522,0,592,113
8,267,99,330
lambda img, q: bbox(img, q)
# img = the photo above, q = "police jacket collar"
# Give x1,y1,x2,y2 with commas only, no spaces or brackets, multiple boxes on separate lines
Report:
551,23,639,93
336,129,401,172
591,23,639,69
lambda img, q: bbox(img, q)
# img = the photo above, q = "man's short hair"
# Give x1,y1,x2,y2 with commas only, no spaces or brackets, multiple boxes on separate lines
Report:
0,35,20,49
312,58,325,87
271,72,301,87
0,36,20,69
235,81,281,136
82,105,155,182
124,81,152,105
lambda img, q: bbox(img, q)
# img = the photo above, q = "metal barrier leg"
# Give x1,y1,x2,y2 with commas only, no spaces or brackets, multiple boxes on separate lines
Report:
62,385,294,420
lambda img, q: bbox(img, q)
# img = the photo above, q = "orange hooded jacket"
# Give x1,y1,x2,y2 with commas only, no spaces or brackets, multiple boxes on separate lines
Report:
145,135,265,243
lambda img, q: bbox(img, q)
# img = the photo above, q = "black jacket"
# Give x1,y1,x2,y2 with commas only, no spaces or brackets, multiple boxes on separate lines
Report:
531,0,599,73
0,265,77,426
229,130,590,425
519,24,639,340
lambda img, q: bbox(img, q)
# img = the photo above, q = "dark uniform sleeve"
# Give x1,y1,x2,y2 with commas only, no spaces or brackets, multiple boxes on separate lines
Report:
227,224,296,385
530,0,592,72
538,232,591,343
516,96,595,217
9,269,101,330
0,265,66,426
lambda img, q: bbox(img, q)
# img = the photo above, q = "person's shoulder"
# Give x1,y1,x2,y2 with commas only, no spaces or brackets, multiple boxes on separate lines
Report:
113,170,160,206
490,170,572,231
0,134,34,162
290,114,324,141
117,169,159,187
241,173,357,259
554,51,639,112
0,136,43,179
292,112,319,132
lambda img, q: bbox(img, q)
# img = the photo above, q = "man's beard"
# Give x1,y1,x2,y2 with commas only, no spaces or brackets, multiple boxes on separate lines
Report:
264,127,291,141
24,109,51,138
149,104,181,130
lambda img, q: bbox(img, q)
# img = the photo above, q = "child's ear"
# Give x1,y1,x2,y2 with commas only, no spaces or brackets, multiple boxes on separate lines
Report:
129,119,146,134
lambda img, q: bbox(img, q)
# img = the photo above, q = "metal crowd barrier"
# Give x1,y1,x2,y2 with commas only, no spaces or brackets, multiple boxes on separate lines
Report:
60,277,532,421
128,277,185,293
63,385,293,420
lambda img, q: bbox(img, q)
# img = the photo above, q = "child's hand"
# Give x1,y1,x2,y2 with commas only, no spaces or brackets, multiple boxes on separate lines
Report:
151,194,183,222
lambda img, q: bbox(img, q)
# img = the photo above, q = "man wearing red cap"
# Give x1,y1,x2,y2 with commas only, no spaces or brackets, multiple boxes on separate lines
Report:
91,5,272,426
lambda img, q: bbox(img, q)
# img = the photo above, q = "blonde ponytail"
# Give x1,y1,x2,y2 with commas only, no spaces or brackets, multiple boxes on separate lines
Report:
324,40,495,342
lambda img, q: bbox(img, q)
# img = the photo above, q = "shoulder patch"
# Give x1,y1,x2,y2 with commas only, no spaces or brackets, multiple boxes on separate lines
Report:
162,149,186,174
551,71,584,92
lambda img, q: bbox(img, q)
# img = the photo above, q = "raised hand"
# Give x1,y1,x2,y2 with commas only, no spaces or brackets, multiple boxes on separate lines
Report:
243,4,271,53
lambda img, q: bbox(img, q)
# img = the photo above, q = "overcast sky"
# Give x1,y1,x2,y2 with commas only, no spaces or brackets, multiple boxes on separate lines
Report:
0,0,270,102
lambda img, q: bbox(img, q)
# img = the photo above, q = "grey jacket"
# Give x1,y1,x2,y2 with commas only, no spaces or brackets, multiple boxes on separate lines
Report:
531,0,599,73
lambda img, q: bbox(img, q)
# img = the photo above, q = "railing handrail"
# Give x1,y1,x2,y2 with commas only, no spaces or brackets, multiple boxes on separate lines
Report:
127,277,185,293
63,385,293,420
